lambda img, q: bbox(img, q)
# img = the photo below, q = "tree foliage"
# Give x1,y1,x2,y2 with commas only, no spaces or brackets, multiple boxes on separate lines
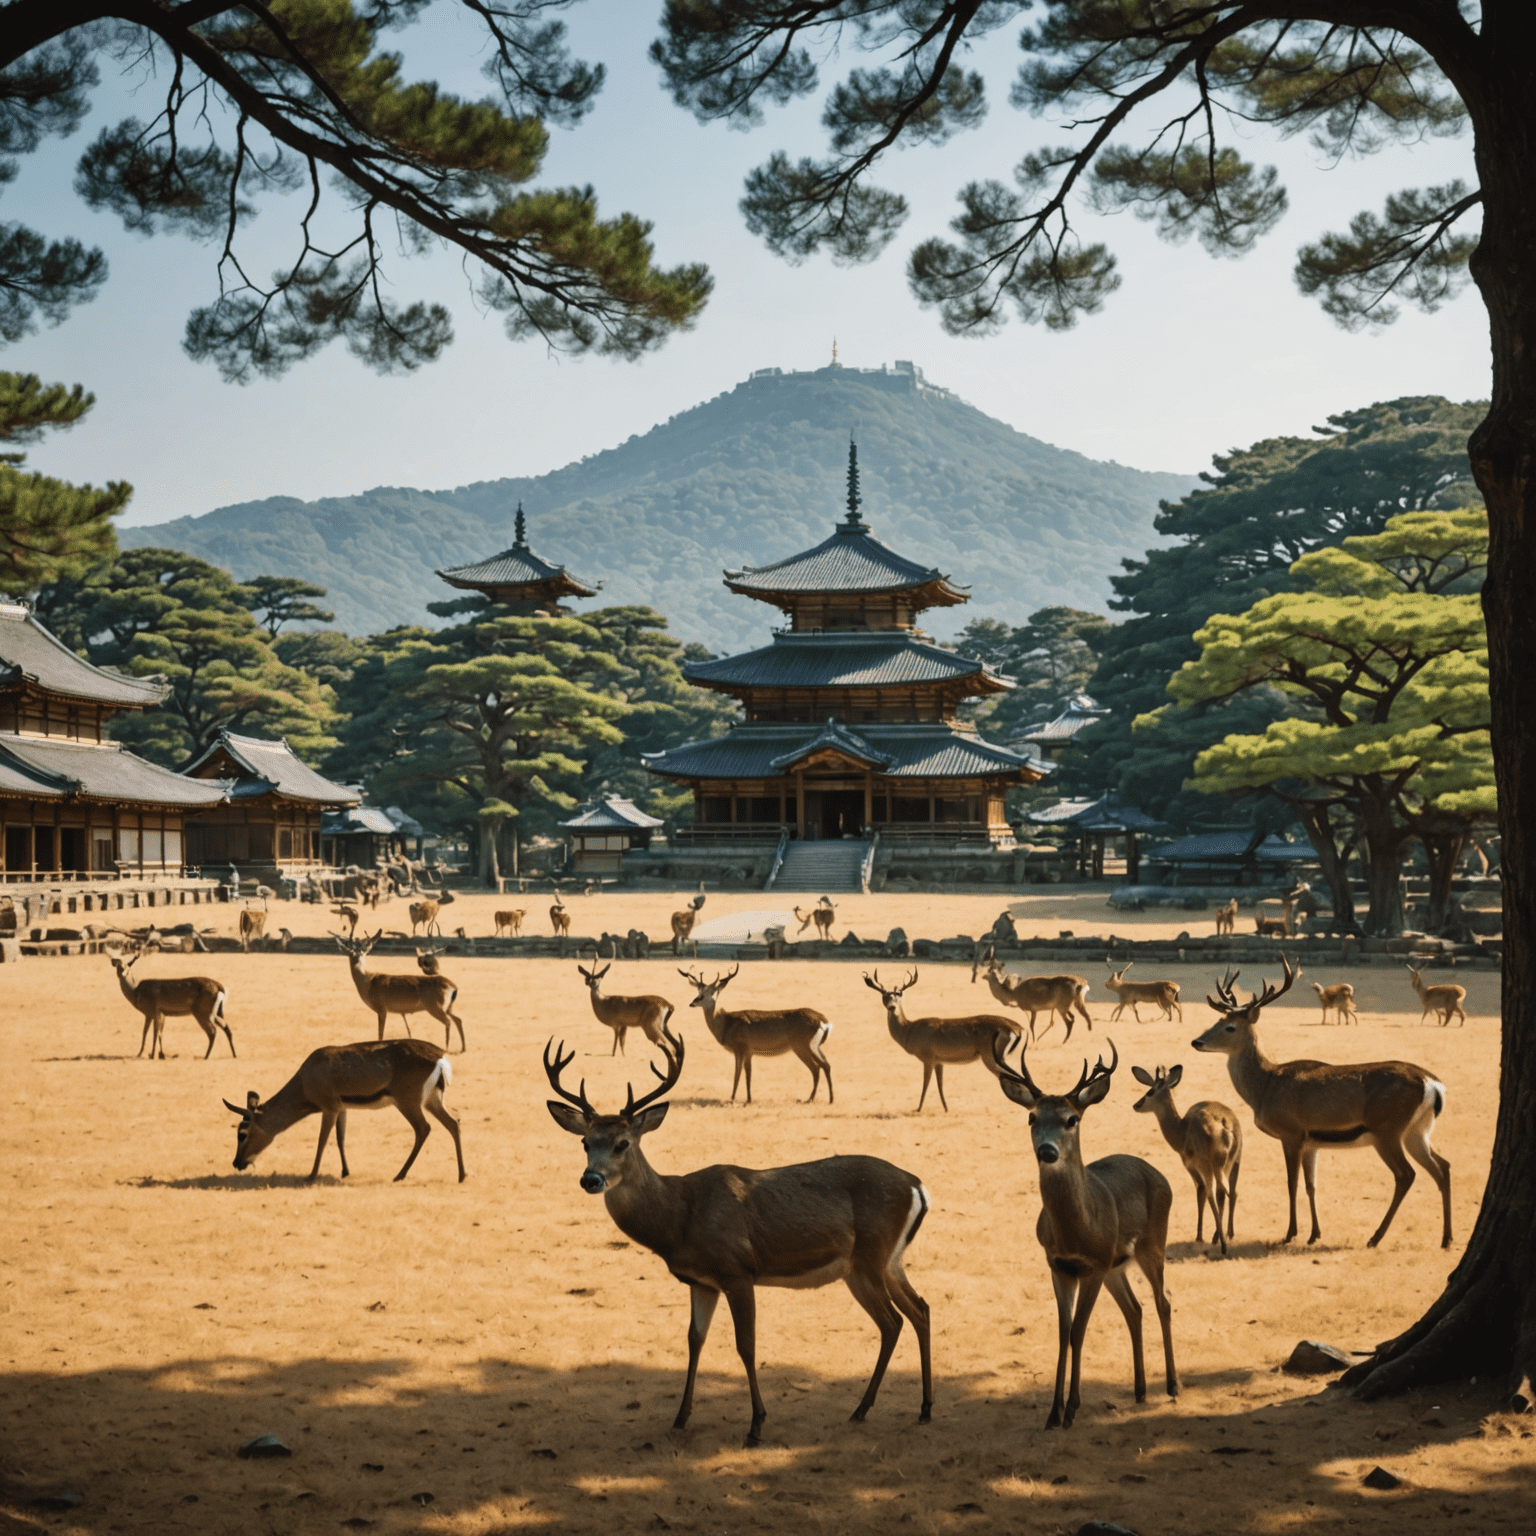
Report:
1,3,710,378
958,604,1111,738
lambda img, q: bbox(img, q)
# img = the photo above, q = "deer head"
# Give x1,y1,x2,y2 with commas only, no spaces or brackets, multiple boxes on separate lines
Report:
689,892,707,912
1191,956,1297,1055
1107,960,1134,986
680,964,738,1011
544,1026,685,1193
1130,1063,1183,1113
578,961,611,987
224,1090,273,1170
990,1035,1120,1166
863,968,919,1011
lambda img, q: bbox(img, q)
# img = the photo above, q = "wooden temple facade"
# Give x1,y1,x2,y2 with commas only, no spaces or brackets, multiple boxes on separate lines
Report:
645,447,1043,844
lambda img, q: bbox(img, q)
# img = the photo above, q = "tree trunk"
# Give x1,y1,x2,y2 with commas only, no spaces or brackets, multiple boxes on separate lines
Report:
1358,807,1409,936
1342,53,1536,1405
1420,829,1469,935
1294,801,1359,933
478,817,504,890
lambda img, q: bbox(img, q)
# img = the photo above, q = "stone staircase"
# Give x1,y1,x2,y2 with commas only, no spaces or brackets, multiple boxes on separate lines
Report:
770,839,866,893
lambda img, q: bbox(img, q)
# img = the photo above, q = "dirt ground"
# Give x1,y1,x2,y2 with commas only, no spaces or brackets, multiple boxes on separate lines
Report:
3,889,1531,1536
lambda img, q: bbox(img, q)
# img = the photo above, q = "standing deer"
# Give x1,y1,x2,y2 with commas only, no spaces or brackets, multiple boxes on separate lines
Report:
409,898,442,937
495,909,526,937
225,1038,464,1183
544,1028,932,1443
972,952,1091,1043
1406,964,1467,1027
1214,898,1238,936
989,1037,1178,1429
330,902,360,939
1103,962,1182,1023
680,964,834,1102
1312,981,1359,1025
1130,1064,1243,1254
794,899,836,939
551,895,572,938
237,907,266,951
112,953,235,1059
863,968,1022,1110
578,961,674,1055
337,931,466,1051
669,891,707,956
1193,958,1451,1247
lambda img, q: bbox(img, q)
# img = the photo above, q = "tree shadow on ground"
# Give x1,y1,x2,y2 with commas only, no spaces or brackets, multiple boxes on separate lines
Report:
0,1350,1529,1536
120,1173,345,1191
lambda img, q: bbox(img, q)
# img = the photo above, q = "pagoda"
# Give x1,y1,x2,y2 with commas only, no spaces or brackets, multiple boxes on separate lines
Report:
644,445,1043,844
435,504,600,614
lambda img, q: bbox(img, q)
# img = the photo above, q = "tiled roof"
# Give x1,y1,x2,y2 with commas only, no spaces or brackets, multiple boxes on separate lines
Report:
0,603,168,708
724,520,967,603
436,536,598,598
1015,692,1110,745
322,805,398,836
0,736,227,807
1147,832,1304,863
770,720,890,771
560,795,664,830
183,731,358,806
1027,792,1161,831
683,632,1006,693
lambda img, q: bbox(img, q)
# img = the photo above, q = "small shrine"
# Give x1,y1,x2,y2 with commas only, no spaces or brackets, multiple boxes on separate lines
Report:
435,504,600,614
561,795,664,874
1012,691,1110,761
644,446,1043,844
1027,791,1162,881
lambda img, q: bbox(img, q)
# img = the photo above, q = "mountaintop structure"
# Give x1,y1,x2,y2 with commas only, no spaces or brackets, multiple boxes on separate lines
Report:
435,504,599,614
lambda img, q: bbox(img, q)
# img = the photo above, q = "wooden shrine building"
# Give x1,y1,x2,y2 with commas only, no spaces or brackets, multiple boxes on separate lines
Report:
1,602,226,880
182,731,357,879
644,446,1043,844
435,504,600,614
561,795,663,874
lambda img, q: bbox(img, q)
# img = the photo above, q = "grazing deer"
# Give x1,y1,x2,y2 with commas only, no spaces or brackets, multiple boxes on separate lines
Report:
544,1028,932,1443
225,1038,464,1183
237,907,266,952
1193,958,1451,1247
1312,981,1359,1025
1103,962,1182,1024
112,953,235,1060
330,903,360,938
972,951,1091,1043
337,931,466,1051
495,909,525,937
794,899,836,939
1130,1064,1242,1254
1406,964,1467,1028
863,969,1022,1111
551,896,572,938
680,964,834,1102
1214,898,1238,936
669,891,707,956
578,961,674,1055
990,1037,1178,1428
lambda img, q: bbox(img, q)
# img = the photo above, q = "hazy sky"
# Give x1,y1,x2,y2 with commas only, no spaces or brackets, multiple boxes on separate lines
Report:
7,6,1489,529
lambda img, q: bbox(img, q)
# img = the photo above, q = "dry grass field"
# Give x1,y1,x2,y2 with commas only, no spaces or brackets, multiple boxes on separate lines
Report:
3,889,1531,1535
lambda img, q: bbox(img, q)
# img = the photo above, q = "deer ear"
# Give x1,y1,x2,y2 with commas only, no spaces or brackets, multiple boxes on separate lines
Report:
1165,1063,1184,1088
996,1075,1038,1111
1130,1065,1154,1087
629,1102,670,1137
546,1102,589,1137
1074,1074,1115,1110
245,1091,260,1111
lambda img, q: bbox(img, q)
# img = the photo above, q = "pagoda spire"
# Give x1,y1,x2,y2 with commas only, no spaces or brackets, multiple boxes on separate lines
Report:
513,501,527,549
843,438,866,530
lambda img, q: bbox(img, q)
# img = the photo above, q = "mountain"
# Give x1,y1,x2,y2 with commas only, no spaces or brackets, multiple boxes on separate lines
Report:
121,361,1198,653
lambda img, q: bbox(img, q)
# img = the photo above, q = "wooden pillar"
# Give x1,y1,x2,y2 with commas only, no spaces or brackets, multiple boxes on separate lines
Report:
863,771,873,833
795,773,805,840
927,790,935,826
1127,831,1140,883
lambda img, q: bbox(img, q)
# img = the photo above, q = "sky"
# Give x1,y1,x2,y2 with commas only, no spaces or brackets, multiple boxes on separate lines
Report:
6,5,1490,530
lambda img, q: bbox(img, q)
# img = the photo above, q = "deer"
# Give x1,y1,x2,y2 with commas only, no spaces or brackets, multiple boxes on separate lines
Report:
863,969,1023,1111
794,899,836,939
1312,981,1359,1025
1406,964,1467,1028
578,961,674,1056
237,906,267,952
337,930,466,1051
669,891,707,956
224,1038,465,1183
1130,1064,1243,1254
1254,913,1288,938
409,898,442,937
679,964,834,1102
1214,897,1238,936
112,953,235,1060
544,1027,932,1444
551,895,572,938
989,1036,1178,1429
1193,957,1452,1247
972,950,1092,1043
330,902,360,939
1103,962,1182,1024
495,908,526,937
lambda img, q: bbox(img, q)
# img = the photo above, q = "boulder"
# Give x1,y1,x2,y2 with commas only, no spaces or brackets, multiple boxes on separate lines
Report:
1283,1339,1354,1374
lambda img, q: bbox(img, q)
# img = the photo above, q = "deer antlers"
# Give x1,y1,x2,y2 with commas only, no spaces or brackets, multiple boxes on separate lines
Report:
543,1025,685,1123
1206,954,1298,1015
990,1034,1119,1104
864,968,919,996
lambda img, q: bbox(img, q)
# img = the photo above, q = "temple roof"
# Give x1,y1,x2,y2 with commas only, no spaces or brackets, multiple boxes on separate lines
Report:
183,731,358,806
683,631,1009,694
0,603,169,709
1146,831,1304,863
1027,791,1161,832
0,736,227,807
1013,692,1110,747
644,722,1043,783
436,505,599,601
560,795,664,831
322,805,399,836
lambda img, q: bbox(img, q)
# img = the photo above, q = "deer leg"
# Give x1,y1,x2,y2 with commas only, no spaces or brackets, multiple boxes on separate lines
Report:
1226,1157,1240,1239
1046,1270,1076,1429
917,1062,933,1112
310,1110,339,1179
426,1090,466,1183
1404,1126,1452,1248
934,1064,948,1112
1135,1233,1179,1398
1102,1266,1146,1402
392,1104,433,1182
743,1054,754,1104
1280,1140,1302,1243
376,1009,387,1042
216,1007,236,1058
1209,1174,1229,1254
887,1265,933,1423
1062,1271,1103,1429
1301,1146,1323,1244
845,1267,904,1423
199,1015,217,1059
674,1285,719,1430
794,1042,822,1103
136,1012,153,1058
334,1110,350,1179
155,1015,166,1060
724,1283,766,1445
730,1053,745,1102
611,1027,622,1057
1365,1138,1417,1248
1188,1168,1207,1244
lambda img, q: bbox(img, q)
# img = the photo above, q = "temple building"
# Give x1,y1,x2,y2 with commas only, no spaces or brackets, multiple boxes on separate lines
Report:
1,603,227,879
435,504,600,613
644,446,1043,845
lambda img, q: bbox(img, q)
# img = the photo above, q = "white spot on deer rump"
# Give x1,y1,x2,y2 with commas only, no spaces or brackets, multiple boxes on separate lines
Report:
1425,1076,1447,1119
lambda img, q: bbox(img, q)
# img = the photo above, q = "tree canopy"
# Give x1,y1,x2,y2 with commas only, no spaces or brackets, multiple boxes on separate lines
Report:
2,3,710,378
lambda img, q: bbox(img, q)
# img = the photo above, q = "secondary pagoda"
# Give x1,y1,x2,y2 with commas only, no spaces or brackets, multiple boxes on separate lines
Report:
435,504,600,613
644,445,1043,843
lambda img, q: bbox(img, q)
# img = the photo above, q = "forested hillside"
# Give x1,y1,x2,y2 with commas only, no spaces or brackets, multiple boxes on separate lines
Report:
122,363,1195,651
